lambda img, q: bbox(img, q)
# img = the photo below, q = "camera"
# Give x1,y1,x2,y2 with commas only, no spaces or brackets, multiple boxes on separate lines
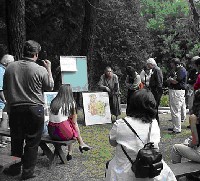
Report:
36,51,47,66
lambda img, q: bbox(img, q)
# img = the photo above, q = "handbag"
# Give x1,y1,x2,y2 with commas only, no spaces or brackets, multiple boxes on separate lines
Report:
121,118,163,178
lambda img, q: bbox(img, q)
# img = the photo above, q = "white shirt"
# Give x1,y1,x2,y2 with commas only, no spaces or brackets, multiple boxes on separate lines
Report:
140,69,152,87
105,117,177,181
49,108,68,123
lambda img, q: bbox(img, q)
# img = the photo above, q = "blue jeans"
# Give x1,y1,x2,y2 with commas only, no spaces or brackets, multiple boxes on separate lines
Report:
9,105,44,177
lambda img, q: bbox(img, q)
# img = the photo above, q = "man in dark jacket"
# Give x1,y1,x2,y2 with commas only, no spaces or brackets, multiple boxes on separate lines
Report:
147,58,163,125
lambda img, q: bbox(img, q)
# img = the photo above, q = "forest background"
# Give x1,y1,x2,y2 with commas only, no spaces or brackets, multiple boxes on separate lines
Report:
0,0,200,103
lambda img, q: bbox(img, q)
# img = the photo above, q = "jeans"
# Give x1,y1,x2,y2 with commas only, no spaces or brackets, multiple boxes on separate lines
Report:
9,105,44,177
171,143,200,163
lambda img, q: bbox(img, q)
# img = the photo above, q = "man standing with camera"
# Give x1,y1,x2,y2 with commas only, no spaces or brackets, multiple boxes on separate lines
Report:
3,40,54,180
167,58,187,134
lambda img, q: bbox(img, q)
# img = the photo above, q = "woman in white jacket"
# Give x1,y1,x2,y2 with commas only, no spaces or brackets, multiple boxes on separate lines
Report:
105,89,176,181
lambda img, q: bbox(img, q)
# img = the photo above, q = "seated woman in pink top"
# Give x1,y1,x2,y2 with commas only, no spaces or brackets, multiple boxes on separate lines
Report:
48,84,91,160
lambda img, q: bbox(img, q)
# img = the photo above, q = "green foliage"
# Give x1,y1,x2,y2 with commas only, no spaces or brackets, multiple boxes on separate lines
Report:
139,0,200,69
160,94,169,107
188,41,200,57
140,0,189,30
91,0,153,92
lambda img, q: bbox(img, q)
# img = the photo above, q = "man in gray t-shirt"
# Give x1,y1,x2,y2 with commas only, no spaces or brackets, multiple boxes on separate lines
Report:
3,40,54,180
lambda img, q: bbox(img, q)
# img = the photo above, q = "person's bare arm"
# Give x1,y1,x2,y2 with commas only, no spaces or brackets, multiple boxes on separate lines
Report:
189,114,199,147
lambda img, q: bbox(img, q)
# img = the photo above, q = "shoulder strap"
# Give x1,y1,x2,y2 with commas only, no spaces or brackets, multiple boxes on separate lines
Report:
121,145,134,164
123,118,144,144
147,122,152,143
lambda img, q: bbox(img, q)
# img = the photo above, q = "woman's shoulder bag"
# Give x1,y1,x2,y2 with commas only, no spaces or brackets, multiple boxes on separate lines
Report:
121,118,163,178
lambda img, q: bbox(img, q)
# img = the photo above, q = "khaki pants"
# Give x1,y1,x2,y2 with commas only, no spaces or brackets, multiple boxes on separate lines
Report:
169,89,186,132
0,112,9,142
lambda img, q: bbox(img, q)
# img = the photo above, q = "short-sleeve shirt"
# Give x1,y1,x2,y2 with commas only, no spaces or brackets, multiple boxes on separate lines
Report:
169,66,187,90
3,58,54,107
0,64,5,91
0,64,5,109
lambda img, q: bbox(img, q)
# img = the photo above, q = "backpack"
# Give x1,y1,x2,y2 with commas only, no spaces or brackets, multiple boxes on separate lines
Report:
121,118,163,178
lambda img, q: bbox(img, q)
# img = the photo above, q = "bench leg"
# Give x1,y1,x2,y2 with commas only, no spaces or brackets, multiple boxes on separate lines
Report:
54,144,67,164
39,142,54,161
39,142,68,167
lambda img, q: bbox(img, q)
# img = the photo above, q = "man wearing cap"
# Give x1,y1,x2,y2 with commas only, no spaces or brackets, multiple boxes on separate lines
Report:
3,40,54,180
167,58,187,134
146,58,163,124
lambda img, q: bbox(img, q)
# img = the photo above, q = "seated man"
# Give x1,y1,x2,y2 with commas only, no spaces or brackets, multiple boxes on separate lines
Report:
171,115,200,164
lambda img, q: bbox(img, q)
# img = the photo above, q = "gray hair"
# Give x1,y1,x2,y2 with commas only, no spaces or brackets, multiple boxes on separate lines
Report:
1,54,14,66
191,56,200,62
146,58,157,66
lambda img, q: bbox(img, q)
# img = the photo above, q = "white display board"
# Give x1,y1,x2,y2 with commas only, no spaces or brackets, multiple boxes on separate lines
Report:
82,92,112,126
44,92,58,118
60,56,88,92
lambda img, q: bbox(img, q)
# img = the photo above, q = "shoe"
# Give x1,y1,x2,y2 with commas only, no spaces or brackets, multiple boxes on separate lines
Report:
168,128,173,131
79,145,91,153
1,141,8,145
66,153,72,161
0,143,6,148
3,167,21,176
21,174,36,180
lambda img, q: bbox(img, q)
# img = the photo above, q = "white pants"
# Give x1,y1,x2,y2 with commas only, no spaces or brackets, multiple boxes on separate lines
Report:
0,112,9,142
187,84,194,113
169,89,186,132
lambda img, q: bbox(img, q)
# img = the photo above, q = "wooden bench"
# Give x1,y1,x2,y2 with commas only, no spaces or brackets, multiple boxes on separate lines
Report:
169,161,200,180
0,154,21,173
0,129,76,167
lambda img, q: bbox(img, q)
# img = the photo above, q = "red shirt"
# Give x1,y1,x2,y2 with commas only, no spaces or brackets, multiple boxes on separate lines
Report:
194,74,200,90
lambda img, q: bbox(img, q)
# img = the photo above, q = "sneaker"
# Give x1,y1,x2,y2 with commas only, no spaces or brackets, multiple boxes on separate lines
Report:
0,143,6,148
1,141,8,145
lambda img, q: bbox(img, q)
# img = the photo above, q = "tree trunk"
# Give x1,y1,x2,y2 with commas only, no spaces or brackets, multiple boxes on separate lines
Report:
188,0,200,38
80,0,99,90
6,0,26,60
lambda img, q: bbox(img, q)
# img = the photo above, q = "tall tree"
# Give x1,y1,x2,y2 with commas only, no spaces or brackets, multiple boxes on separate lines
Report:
188,0,200,38
80,0,99,90
6,0,26,60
